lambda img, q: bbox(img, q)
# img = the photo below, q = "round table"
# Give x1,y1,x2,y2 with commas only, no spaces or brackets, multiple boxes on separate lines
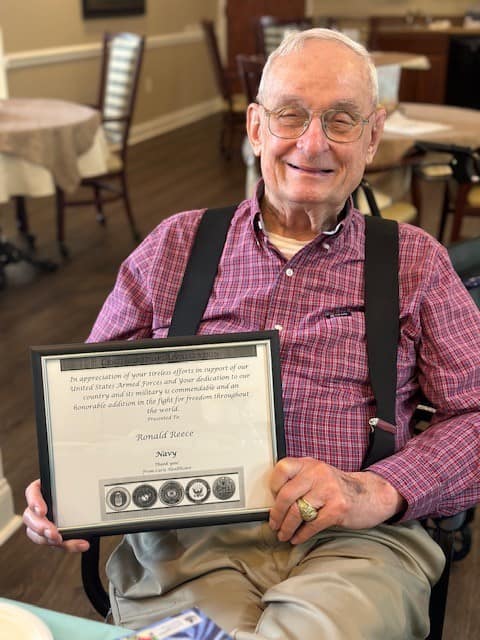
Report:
0,98,109,202
0,99,111,283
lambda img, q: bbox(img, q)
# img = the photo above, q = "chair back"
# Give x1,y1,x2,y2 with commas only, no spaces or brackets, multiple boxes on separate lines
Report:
255,15,313,58
201,20,231,103
236,54,264,104
98,32,145,152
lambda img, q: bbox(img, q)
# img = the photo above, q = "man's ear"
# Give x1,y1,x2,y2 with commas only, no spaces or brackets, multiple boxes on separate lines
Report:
246,103,263,157
365,106,387,165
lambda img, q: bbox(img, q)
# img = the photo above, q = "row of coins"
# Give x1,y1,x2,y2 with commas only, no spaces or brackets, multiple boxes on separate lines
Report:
106,476,237,512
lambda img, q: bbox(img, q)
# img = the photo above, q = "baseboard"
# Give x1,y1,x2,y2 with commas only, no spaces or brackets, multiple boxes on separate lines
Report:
129,97,224,145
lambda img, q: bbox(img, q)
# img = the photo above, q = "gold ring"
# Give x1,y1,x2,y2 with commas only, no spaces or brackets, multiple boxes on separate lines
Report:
297,497,318,522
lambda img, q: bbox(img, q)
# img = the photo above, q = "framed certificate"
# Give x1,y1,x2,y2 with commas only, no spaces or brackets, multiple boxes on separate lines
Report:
31,331,285,538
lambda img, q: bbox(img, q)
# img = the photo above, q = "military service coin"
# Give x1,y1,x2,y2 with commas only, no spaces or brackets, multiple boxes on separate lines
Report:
159,480,184,505
185,478,210,503
212,476,236,500
132,484,157,508
106,487,130,511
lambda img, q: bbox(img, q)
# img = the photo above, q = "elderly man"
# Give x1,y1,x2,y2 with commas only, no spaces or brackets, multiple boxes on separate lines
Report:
23,28,479,639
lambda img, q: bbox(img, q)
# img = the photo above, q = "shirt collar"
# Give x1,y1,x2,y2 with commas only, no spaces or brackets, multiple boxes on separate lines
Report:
250,179,351,241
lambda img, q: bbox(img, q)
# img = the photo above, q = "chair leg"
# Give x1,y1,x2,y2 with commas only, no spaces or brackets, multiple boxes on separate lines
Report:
120,174,141,243
450,182,470,243
437,181,451,243
55,187,69,258
410,170,423,227
15,196,36,250
93,185,106,225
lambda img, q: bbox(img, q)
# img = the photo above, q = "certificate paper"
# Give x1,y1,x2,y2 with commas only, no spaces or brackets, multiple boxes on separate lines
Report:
31,332,285,538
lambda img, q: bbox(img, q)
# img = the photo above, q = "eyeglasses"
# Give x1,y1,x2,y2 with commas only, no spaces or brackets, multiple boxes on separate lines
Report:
260,104,375,143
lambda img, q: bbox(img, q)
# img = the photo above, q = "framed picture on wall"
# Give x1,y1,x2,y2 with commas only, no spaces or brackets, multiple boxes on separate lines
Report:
82,0,145,19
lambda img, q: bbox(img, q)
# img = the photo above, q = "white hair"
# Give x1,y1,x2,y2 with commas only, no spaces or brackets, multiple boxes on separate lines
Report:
257,27,378,106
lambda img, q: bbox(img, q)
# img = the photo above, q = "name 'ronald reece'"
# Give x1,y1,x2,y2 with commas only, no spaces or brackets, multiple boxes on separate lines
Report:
136,430,194,441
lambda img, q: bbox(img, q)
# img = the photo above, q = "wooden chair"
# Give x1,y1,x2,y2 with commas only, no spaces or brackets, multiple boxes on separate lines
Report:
412,161,453,242
254,16,313,58
357,163,419,224
236,54,264,105
56,31,145,257
414,141,480,242
450,182,480,242
235,55,264,196
200,20,246,160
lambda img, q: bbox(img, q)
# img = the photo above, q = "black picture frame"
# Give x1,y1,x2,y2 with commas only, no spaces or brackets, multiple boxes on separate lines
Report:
82,0,145,19
31,331,285,539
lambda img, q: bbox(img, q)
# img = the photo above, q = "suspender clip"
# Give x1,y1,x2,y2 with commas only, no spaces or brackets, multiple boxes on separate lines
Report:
368,417,396,435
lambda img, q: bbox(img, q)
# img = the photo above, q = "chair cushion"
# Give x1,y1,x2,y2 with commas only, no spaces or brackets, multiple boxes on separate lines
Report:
380,201,417,223
355,188,393,214
106,150,123,173
417,164,452,179
467,185,480,207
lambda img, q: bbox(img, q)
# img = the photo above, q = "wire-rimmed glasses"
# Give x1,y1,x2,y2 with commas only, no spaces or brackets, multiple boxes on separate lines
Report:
260,104,375,143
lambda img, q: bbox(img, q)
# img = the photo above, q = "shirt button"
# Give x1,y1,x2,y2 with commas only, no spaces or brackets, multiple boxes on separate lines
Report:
274,324,283,332
285,268,294,277
322,242,331,251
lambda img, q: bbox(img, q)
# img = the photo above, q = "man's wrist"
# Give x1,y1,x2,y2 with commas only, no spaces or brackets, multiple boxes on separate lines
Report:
364,470,407,519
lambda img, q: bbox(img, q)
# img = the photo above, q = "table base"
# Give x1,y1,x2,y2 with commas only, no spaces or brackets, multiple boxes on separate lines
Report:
0,239,58,290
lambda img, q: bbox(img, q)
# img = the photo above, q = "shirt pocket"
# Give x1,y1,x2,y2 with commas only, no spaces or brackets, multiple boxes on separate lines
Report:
294,309,369,390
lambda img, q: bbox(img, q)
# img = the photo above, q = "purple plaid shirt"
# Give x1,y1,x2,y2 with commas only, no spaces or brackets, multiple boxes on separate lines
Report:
89,184,480,521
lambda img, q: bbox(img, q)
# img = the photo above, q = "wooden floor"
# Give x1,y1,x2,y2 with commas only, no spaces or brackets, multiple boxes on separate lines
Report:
0,114,478,638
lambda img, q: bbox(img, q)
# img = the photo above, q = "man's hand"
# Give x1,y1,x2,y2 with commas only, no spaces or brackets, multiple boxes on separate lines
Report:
269,457,406,544
23,479,90,553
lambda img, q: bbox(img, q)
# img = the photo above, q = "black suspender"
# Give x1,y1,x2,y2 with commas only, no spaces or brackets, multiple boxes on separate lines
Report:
168,206,398,467
362,216,399,467
168,206,237,338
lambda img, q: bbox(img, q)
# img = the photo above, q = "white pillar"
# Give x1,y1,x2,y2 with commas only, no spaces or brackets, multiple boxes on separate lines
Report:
0,30,16,543
0,27,9,98
0,449,22,545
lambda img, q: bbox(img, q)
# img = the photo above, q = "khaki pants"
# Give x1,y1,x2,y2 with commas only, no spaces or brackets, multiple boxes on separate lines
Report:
107,520,445,640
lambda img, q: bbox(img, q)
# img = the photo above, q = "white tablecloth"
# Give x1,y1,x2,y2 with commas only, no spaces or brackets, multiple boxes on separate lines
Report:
0,128,110,202
0,98,111,203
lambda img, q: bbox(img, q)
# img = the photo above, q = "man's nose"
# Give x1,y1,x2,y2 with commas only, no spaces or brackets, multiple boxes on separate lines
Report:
296,115,330,153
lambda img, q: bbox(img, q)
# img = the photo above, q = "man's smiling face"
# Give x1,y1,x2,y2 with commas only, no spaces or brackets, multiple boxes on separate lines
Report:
247,39,385,216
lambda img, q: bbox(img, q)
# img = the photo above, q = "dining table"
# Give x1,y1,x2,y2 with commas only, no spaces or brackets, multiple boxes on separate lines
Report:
0,597,132,640
0,97,109,203
372,101,480,169
0,97,110,284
